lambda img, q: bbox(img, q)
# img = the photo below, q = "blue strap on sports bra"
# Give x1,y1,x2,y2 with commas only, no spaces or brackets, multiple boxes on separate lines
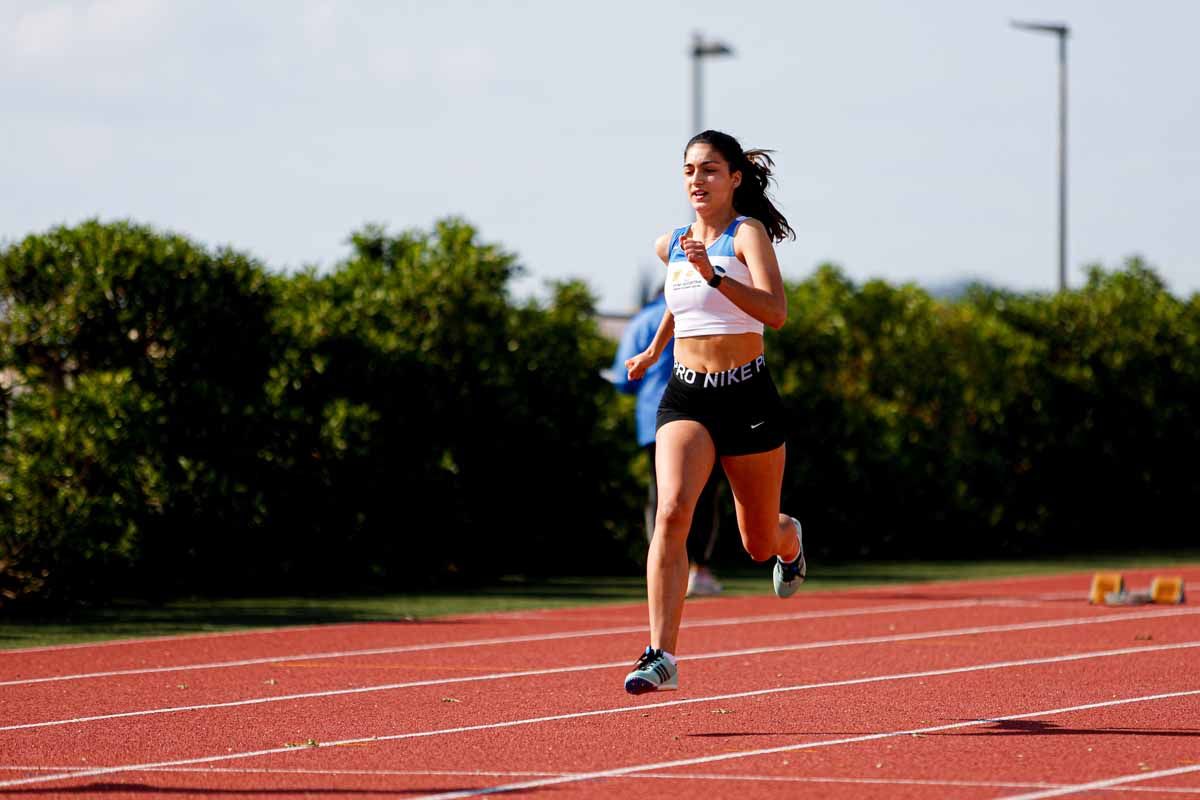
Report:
667,226,689,259
668,217,747,261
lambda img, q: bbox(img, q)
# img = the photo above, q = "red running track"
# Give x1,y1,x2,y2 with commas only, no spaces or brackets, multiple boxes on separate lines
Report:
1,567,1198,799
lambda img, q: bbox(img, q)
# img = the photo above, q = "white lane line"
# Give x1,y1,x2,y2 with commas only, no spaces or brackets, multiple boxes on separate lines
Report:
0,602,887,659
567,772,1200,794
414,689,1200,800
0,642,1196,790
6,608,1199,732
4,766,1199,795
0,598,997,687
999,765,1200,799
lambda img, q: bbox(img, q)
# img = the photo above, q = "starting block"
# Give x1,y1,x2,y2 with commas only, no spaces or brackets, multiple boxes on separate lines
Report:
1089,572,1124,604
1150,575,1186,604
1091,572,1186,606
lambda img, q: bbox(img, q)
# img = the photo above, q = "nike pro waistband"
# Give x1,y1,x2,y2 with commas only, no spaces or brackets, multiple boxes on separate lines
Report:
671,355,768,390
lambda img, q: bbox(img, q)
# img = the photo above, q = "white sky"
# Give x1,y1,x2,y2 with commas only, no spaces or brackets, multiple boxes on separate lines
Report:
3,0,1197,312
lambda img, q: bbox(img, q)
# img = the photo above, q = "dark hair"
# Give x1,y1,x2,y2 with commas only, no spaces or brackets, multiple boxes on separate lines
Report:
685,130,795,243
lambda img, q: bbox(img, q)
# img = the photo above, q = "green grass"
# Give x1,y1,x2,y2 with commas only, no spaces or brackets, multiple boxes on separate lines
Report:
3,552,1196,651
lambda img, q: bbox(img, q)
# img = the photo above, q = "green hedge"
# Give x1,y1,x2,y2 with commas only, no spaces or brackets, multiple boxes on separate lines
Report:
770,260,1200,559
0,219,640,606
2,219,1196,606
259,220,641,589
0,220,277,604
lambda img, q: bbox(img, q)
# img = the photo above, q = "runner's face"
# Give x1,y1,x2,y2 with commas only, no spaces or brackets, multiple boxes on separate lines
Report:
684,144,741,213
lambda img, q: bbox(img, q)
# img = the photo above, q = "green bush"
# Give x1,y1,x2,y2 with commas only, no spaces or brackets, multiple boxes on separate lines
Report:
0,220,277,603
965,259,1200,551
3,216,1195,605
264,219,640,586
768,259,1200,559
1,218,641,604
0,371,163,603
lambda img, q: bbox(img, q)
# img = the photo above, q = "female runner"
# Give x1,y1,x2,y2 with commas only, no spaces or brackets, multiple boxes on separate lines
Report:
623,130,805,694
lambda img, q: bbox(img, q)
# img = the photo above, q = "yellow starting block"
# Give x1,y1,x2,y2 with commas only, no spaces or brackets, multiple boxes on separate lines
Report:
1091,573,1187,606
1089,572,1124,605
1150,575,1186,605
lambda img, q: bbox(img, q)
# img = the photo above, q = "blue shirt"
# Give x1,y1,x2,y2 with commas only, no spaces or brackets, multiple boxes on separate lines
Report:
610,294,673,447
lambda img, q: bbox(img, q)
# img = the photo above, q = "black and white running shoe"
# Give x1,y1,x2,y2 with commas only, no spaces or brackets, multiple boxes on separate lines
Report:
624,646,678,694
773,516,806,598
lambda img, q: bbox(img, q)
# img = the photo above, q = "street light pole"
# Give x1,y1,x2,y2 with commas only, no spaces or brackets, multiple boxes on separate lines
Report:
1012,20,1070,292
690,32,733,134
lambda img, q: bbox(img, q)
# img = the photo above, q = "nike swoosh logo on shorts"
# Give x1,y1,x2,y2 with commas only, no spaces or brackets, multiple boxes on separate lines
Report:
750,421,765,429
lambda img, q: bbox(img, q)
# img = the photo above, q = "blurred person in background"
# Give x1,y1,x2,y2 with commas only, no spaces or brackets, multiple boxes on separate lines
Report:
610,290,724,598
621,130,804,695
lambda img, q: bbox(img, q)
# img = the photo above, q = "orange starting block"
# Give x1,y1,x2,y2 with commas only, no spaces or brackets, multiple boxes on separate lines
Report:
1090,572,1186,605
1149,575,1186,604
1089,572,1124,605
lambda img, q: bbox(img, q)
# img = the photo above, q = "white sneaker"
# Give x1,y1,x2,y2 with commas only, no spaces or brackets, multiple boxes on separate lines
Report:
686,567,724,597
624,647,678,694
773,517,806,598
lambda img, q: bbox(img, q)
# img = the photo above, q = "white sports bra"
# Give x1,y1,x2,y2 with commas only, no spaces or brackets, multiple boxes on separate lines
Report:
663,216,763,338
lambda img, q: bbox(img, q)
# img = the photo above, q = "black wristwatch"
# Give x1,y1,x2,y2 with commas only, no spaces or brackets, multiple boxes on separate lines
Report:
707,272,723,288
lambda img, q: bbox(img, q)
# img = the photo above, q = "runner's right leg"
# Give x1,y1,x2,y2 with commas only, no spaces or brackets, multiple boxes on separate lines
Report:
647,419,715,655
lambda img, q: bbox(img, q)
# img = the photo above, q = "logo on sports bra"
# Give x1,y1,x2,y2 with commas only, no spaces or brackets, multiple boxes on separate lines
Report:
670,263,725,289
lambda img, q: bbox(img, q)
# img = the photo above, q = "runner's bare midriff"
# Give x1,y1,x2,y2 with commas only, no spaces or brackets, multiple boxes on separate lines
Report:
674,332,764,373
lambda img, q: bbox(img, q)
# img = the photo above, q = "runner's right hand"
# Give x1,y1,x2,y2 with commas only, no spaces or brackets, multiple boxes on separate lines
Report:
625,350,656,381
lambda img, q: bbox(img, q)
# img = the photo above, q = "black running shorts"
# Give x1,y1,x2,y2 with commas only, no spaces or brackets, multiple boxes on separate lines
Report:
655,355,787,456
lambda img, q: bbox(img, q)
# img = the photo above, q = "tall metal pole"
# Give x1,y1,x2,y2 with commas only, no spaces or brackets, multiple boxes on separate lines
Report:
692,32,703,134
1057,32,1068,293
1012,21,1070,292
690,33,733,135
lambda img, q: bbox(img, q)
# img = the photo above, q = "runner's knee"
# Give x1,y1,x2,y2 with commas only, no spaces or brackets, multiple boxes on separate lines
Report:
654,497,694,540
740,527,778,562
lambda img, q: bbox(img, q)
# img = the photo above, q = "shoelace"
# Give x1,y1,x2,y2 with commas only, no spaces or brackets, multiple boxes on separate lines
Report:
780,551,804,580
634,647,661,669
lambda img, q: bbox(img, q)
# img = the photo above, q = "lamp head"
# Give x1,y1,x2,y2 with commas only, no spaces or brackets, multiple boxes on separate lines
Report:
691,33,734,57
1011,20,1070,37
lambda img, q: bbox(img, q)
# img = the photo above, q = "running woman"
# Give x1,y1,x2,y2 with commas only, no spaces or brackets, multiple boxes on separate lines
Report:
622,130,805,694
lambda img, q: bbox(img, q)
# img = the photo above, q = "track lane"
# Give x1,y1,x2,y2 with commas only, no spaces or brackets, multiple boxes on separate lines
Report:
6,569,1192,688
6,681,1197,798
4,604,1198,733
2,568,1196,798
0,597,1006,685
363,673,1200,799
2,629,1198,790
10,766,1200,797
